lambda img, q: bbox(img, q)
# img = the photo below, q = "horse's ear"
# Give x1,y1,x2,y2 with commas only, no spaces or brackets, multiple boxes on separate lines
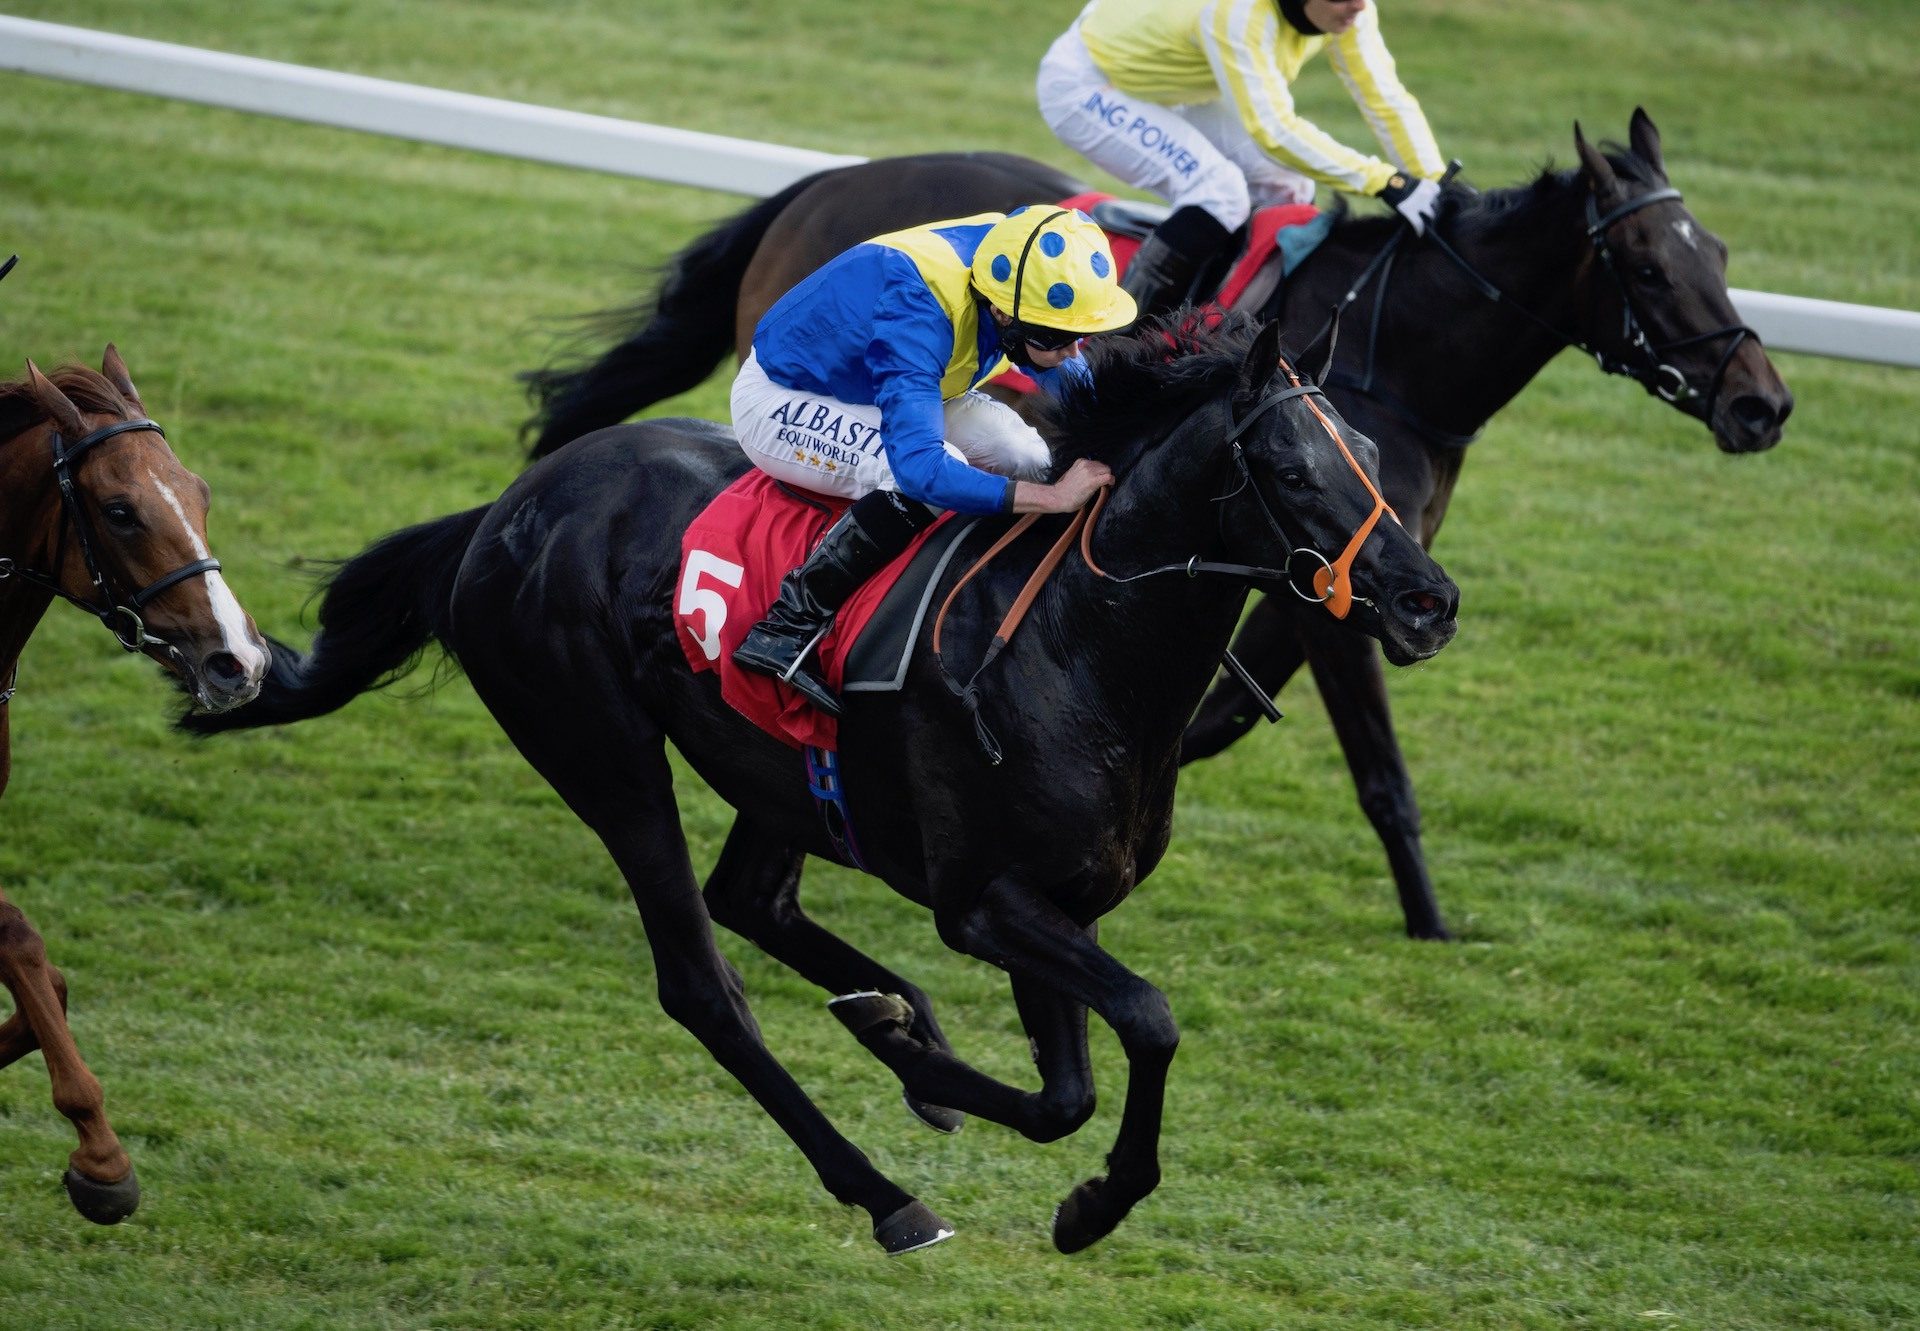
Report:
1628,107,1667,179
1241,316,1286,394
25,360,87,438
101,344,147,414
1573,121,1617,197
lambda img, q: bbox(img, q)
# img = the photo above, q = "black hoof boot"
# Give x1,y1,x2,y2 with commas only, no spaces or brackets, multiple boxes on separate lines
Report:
827,990,913,1037
873,1199,955,1254
64,1164,140,1225
828,993,967,1134
902,1091,966,1135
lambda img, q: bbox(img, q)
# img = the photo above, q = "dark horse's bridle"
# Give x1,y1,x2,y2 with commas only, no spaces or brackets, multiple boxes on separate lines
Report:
0,416,222,703
934,360,1389,757
1301,177,1759,447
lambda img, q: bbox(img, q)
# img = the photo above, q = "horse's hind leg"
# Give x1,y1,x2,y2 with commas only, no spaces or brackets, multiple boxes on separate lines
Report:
490,714,950,1253
701,816,965,1132
703,816,1098,1144
0,889,139,1223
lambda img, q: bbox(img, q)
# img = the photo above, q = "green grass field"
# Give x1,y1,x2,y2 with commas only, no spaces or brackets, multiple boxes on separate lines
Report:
3,1,1917,1326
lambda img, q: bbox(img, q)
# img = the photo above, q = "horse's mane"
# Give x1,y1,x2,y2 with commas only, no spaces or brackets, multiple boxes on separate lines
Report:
1042,310,1269,467
0,365,134,446
1329,143,1666,249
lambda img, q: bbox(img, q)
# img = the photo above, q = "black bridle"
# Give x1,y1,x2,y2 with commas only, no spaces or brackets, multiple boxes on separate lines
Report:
1081,381,1357,610
941,375,1376,757
0,416,222,678
1299,179,1759,443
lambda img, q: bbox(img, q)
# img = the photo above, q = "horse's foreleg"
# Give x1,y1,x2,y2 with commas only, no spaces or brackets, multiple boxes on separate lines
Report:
942,880,1176,1253
1301,618,1450,940
1179,596,1307,763
0,888,139,1223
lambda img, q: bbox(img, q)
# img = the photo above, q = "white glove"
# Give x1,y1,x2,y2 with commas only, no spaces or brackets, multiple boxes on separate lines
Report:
1379,173,1441,235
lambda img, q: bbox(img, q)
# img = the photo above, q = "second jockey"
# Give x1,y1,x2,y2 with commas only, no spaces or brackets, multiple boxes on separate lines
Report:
1037,0,1448,317
729,206,1136,717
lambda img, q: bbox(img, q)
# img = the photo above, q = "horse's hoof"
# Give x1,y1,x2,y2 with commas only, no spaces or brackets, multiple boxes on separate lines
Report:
1051,1176,1127,1254
902,1090,965,1135
63,1165,140,1225
873,1199,955,1255
827,990,913,1038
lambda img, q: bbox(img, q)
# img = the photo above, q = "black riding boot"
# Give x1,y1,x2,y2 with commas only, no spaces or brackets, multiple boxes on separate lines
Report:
732,489,936,717
1121,205,1233,320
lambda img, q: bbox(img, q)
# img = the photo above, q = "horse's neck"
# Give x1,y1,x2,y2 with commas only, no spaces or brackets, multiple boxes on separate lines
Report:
0,423,62,776
1313,192,1597,434
1042,436,1252,745
0,424,61,568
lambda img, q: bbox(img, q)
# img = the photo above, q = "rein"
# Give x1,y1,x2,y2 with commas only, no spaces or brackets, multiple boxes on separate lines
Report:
929,363,1395,762
0,416,222,701
1297,180,1758,443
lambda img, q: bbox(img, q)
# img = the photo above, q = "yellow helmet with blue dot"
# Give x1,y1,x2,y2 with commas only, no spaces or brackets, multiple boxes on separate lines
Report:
972,206,1137,338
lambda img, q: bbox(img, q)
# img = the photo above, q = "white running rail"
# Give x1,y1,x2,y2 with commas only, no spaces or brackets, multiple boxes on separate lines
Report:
4,15,1917,368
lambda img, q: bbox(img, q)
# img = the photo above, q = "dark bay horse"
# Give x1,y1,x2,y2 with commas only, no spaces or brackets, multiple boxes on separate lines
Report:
188,317,1458,1254
521,109,1792,940
1,350,269,1222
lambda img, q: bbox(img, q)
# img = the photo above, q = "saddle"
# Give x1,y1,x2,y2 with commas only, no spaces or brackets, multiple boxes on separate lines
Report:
674,471,983,749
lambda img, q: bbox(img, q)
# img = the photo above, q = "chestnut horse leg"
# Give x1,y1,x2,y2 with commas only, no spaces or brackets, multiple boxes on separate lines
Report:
0,887,140,1223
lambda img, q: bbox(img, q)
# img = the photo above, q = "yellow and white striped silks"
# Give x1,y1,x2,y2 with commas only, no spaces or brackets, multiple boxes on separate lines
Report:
1076,0,1444,196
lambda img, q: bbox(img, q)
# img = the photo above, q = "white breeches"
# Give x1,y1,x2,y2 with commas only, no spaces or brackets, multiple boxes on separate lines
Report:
1036,19,1316,232
730,352,1052,503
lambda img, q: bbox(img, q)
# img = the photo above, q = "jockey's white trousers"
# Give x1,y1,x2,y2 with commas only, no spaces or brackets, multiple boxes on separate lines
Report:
730,351,1052,505
1037,19,1316,232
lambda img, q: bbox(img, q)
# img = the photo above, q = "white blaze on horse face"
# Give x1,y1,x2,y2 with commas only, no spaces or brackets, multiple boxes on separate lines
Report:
1674,219,1699,250
150,470,268,673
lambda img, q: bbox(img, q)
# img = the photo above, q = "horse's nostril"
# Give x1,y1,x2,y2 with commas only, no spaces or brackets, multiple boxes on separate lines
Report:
205,651,245,685
1397,588,1447,623
1730,394,1781,435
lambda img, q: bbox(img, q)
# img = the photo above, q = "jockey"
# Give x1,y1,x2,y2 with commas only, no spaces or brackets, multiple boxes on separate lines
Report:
729,206,1135,716
1037,0,1448,317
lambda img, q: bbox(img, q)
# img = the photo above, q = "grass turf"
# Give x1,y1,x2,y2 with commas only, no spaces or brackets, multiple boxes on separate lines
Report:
1,1,1916,1327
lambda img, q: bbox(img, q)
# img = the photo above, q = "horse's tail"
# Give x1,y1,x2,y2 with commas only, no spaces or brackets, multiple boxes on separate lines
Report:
180,504,491,736
518,167,840,460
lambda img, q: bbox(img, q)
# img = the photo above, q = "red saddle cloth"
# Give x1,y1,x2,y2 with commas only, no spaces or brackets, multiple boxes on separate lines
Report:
992,192,1318,393
675,471,953,750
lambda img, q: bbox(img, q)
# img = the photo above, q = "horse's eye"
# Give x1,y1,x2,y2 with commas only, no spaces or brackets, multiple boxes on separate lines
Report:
102,502,138,527
1277,469,1310,491
1633,264,1667,286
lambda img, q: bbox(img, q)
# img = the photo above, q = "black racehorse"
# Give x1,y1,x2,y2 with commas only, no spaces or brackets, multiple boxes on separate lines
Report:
521,109,1792,940
188,316,1458,1254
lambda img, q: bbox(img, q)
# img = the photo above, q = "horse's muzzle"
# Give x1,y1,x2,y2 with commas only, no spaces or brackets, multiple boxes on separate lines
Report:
1378,577,1460,666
